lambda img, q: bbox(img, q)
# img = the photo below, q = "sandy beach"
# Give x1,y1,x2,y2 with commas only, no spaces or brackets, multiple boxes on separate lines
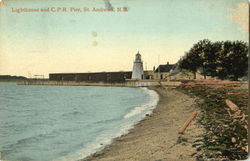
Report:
82,86,204,161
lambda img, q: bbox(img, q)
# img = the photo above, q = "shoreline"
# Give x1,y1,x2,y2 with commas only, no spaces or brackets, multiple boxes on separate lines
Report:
81,86,203,161
53,87,159,161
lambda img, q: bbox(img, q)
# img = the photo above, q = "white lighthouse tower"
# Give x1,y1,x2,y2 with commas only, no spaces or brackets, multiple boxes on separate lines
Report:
132,51,144,79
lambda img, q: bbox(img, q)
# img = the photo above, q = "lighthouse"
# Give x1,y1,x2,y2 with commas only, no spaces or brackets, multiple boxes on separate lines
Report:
132,51,144,79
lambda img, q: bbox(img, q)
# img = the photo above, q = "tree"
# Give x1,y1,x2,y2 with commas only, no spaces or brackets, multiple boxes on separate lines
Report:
204,41,222,78
180,39,212,79
216,41,248,80
232,41,248,80
179,39,248,81
216,41,233,80
179,49,202,79
194,39,213,79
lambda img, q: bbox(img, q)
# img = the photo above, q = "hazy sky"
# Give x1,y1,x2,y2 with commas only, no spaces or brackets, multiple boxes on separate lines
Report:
0,0,248,78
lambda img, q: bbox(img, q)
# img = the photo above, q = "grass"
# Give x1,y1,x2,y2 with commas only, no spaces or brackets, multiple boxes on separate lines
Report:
178,85,248,160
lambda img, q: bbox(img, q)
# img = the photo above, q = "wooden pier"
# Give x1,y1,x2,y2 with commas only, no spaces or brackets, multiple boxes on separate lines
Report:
17,80,181,87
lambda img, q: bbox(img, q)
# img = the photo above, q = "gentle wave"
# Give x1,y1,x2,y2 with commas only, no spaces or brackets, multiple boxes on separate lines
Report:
54,88,159,161
3,130,60,153
0,84,159,161
94,118,121,125
124,88,159,119
61,111,83,118
124,105,148,119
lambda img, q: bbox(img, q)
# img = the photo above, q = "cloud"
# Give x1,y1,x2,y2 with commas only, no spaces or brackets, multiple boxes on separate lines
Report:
229,2,249,33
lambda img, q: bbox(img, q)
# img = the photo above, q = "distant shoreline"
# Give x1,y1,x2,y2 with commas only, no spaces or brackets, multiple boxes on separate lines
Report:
0,79,25,82
0,75,27,82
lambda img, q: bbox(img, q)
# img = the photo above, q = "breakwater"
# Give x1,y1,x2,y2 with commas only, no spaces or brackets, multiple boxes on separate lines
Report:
17,80,181,87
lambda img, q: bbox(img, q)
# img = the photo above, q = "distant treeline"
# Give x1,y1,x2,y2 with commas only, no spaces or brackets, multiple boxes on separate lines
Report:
0,75,27,82
179,39,248,80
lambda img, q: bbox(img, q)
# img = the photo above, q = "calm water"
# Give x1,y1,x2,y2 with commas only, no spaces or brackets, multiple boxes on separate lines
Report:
0,83,158,161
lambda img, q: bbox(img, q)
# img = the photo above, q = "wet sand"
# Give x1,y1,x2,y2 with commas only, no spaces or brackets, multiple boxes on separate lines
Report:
82,86,203,161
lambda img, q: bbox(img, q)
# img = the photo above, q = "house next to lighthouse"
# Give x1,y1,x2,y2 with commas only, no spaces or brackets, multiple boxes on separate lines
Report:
132,51,144,79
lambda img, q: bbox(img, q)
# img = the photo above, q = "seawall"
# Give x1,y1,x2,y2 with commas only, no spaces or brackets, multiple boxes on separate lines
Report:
17,80,181,87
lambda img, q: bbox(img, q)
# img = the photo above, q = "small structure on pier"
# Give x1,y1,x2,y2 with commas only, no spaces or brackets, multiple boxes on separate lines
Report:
132,51,144,79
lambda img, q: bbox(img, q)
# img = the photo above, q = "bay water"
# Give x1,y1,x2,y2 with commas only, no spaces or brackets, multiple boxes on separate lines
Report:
0,83,158,161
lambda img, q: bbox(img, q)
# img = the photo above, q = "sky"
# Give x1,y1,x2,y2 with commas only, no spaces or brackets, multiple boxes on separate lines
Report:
0,0,248,78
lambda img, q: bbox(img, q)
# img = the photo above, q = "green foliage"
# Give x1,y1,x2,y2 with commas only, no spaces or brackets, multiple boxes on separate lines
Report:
179,85,248,160
179,39,248,80
0,75,27,82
